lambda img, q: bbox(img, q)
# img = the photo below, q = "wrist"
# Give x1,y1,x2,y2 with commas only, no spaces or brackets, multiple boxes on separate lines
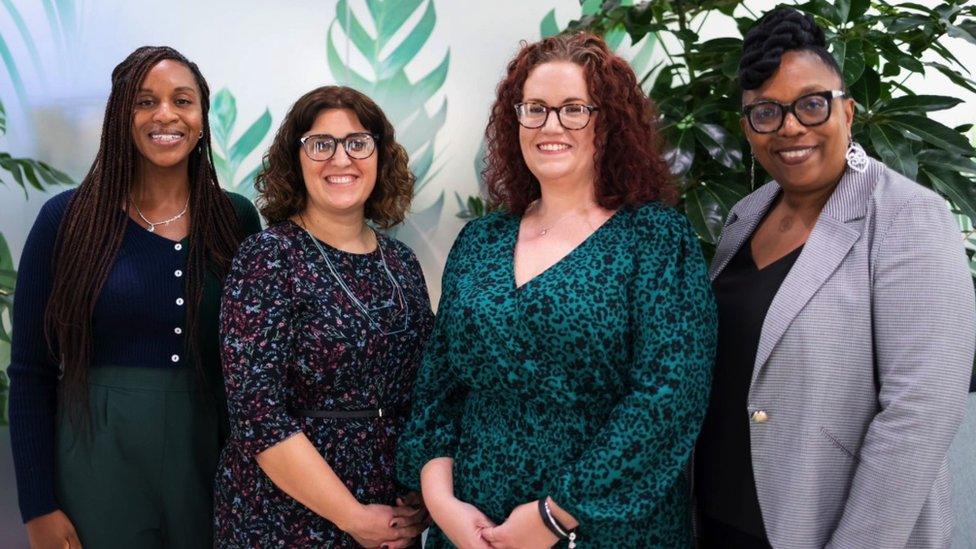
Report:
425,491,460,522
334,502,367,533
546,497,579,530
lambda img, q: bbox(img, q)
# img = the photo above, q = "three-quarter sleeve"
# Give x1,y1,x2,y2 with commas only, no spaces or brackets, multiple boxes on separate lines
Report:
396,224,472,491
8,191,72,523
220,231,303,457
548,209,717,523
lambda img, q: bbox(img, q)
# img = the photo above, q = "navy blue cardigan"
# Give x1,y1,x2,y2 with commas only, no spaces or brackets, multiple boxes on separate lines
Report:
7,189,261,522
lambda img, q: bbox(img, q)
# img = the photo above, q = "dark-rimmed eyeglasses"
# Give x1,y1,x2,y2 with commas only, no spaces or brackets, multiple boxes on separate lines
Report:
298,132,378,161
514,102,599,130
742,90,846,134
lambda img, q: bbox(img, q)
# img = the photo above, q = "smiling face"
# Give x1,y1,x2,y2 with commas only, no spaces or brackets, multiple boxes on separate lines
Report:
741,50,854,193
131,59,203,174
299,108,377,219
518,61,598,189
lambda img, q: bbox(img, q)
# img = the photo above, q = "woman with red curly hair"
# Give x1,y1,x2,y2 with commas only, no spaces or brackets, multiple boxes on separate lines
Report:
397,33,717,547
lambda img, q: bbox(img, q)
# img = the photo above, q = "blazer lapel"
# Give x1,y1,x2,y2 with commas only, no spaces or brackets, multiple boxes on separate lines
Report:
710,182,781,281
751,160,880,385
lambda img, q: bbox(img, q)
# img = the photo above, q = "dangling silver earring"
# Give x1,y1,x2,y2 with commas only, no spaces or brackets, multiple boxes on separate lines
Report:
197,130,204,152
846,139,868,173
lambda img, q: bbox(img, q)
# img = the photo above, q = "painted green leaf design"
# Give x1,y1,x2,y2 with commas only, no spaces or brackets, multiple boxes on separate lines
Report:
0,96,6,135
327,0,449,191
541,9,560,38
211,88,238,153
230,110,272,168
208,88,272,197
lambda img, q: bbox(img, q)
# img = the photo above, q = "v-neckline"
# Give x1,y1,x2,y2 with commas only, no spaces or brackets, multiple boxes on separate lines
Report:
747,239,804,273
510,209,621,290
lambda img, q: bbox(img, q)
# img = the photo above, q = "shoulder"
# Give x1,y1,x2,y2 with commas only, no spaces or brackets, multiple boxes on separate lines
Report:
379,233,421,266
870,162,947,216
26,188,77,243
452,210,515,250
37,188,78,223
222,191,262,234
624,201,695,243
223,191,256,216
235,222,299,266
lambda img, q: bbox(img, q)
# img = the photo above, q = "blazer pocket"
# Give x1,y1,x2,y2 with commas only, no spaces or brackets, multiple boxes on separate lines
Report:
820,426,860,462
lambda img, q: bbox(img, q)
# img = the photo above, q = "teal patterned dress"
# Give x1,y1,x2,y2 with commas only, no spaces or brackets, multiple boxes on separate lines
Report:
396,203,717,548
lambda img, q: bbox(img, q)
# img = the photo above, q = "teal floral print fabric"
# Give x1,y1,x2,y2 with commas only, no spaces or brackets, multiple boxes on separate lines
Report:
397,203,717,548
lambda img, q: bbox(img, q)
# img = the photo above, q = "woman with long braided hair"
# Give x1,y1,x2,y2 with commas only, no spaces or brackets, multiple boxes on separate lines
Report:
7,46,261,548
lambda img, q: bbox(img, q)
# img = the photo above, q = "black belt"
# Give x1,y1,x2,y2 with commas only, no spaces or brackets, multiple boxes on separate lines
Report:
289,407,395,419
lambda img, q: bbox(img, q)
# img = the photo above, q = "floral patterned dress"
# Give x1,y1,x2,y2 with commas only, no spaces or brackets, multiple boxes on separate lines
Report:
214,220,433,547
396,204,717,548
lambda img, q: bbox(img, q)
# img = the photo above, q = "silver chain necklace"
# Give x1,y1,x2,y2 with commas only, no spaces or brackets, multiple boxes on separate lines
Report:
130,195,189,233
302,224,409,336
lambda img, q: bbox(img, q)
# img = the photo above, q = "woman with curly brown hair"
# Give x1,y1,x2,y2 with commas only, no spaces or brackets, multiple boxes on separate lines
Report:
397,33,716,548
213,86,433,548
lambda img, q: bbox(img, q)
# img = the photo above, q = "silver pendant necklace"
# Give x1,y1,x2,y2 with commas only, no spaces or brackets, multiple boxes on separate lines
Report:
302,223,409,336
131,195,189,233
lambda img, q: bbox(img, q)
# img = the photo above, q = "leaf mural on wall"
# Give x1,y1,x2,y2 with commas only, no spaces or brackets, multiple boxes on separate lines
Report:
209,88,272,199
326,0,450,268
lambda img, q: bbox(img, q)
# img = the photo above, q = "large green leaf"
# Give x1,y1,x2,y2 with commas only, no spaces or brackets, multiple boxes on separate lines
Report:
877,95,964,114
693,123,743,170
868,124,918,180
917,149,976,175
850,66,881,110
923,167,976,224
887,114,976,155
685,181,748,244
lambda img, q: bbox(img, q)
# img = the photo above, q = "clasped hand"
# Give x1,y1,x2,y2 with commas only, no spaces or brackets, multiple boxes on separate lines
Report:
347,492,430,549
436,498,558,549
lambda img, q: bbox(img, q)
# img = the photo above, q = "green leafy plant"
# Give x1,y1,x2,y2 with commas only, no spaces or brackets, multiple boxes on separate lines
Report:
562,0,976,261
209,88,272,199
327,0,451,265
0,96,73,425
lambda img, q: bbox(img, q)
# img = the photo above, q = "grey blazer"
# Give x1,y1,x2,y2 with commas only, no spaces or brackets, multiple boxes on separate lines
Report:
708,157,975,548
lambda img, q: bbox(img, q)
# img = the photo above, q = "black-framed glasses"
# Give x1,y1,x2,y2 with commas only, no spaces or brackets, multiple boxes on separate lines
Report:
514,102,599,130
299,132,378,161
742,90,846,134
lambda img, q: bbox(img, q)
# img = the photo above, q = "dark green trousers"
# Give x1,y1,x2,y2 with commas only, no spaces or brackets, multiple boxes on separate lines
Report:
55,367,218,549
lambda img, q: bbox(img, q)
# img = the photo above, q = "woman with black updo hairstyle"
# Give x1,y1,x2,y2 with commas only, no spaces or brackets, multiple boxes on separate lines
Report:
695,7,975,548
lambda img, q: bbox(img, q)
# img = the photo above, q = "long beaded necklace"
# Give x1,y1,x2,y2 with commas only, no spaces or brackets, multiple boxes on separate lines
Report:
130,195,189,233
302,221,409,336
